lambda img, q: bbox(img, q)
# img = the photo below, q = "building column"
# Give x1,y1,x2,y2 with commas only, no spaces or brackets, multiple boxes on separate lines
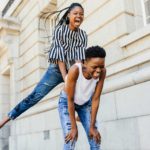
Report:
0,73,10,150
0,16,20,150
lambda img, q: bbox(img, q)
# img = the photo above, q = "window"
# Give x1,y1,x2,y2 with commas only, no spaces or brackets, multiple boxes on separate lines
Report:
142,0,150,24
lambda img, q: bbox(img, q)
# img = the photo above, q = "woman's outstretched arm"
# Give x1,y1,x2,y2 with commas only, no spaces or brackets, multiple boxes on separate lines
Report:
58,61,67,81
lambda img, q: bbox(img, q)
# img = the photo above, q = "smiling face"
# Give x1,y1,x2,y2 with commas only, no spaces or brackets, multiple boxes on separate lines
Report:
68,6,84,30
83,58,105,79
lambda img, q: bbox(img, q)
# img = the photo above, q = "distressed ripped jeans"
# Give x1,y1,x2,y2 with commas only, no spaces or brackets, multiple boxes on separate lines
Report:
58,91,100,150
8,64,63,120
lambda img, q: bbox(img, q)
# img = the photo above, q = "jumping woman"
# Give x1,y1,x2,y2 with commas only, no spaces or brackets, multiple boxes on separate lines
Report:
0,3,87,128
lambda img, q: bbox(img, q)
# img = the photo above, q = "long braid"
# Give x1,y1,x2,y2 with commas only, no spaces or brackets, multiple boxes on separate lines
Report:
38,7,69,38
39,2,84,32
38,3,84,52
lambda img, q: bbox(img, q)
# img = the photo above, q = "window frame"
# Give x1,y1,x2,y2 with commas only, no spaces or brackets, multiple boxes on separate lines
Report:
141,0,150,25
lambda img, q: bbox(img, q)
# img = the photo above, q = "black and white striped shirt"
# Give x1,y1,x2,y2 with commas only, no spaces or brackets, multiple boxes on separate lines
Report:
48,24,87,69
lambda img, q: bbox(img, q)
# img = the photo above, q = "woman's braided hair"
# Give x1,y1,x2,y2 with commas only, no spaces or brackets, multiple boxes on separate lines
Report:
39,3,84,35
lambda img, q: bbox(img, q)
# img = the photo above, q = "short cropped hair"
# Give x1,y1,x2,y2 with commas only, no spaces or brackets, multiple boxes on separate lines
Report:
85,46,106,59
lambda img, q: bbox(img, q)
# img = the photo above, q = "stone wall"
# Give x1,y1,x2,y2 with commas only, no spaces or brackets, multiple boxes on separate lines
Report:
0,0,150,149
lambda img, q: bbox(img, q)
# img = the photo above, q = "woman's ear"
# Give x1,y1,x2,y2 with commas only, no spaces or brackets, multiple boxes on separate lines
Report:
84,59,88,65
82,63,88,72
83,60,88,67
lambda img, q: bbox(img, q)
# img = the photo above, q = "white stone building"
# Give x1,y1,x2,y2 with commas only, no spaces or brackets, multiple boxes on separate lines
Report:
0,0,150,150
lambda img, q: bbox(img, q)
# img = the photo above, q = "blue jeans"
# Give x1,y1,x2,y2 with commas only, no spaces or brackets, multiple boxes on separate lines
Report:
8,64,63,120
58,91,100,150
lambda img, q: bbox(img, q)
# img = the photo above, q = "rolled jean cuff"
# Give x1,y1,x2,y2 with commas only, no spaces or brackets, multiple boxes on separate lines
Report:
8,110,18,120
